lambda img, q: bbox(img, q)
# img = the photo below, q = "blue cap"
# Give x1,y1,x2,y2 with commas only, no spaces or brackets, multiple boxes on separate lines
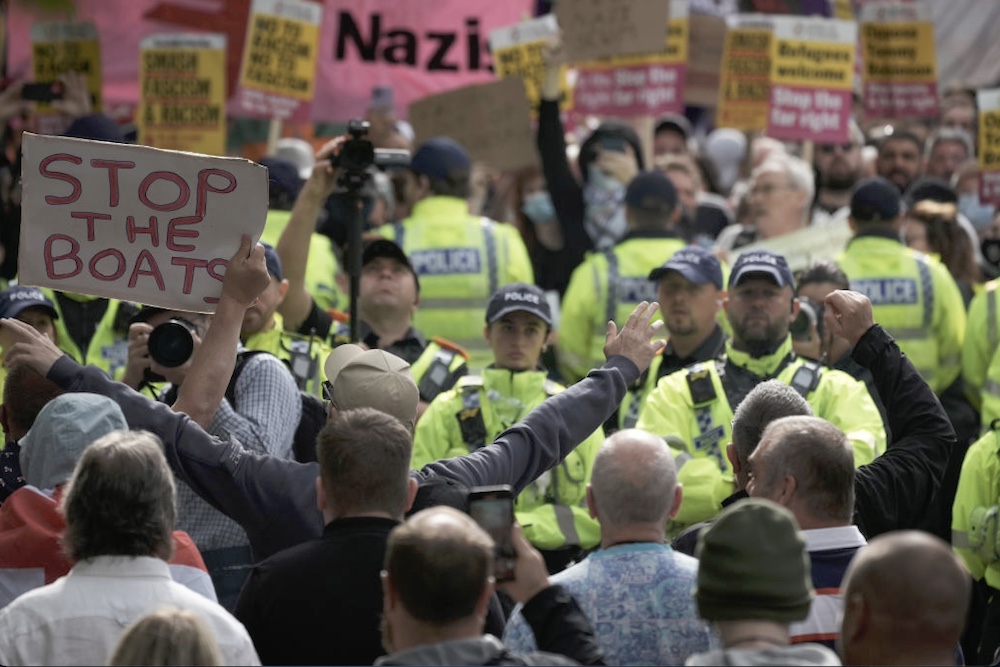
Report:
626,171,678,214
851,177,902,224
649,246,723,289
261,243,283,281
62,113,126,143
410,137,471,180
486,283,552,327
259,156,304,202
729,250,795,289
0,286,58,320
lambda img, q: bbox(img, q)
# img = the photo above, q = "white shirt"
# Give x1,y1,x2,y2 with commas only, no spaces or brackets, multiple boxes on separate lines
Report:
0,556,260,666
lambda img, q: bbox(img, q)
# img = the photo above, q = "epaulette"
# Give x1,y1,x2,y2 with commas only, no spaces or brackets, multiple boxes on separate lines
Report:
432,336,470,361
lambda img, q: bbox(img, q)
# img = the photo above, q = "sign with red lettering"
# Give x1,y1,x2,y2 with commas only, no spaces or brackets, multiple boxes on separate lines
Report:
18,133,268,311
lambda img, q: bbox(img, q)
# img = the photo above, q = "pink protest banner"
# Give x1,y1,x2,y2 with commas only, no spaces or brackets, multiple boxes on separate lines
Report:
859,1,938,120
978,89,1000,206
18,133,268,311
571,0,688,118
7,0,531,122
766,16,856,143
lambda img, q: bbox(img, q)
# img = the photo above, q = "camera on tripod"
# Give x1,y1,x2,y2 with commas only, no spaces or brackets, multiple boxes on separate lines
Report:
330,120,410,189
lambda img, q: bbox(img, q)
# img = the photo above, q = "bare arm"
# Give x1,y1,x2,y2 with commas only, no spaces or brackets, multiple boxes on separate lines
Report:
172,235,270,427
276,137,344,331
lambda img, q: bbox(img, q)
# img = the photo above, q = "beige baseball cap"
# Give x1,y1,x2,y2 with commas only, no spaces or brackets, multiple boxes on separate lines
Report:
323,344,419,430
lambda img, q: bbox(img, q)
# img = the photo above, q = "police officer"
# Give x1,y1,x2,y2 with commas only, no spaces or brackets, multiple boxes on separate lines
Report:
838,177,966,396
0,286,60,403
411,283,603,572
615,246,728,432
636,250,887,532
965,279,1000,431
558,170,687,383
375,137,534,370
240,244,332,398
42,290,136,381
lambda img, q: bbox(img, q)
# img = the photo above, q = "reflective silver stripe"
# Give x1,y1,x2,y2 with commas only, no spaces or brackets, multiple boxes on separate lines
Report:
604,249,619,325
392,220,405,246
419,297,488,308
984,378,1000,397
553,504,581,547
991,288,998,351
915,254,933,330
674,451,693,470
953,530,971,549
481,218,498,296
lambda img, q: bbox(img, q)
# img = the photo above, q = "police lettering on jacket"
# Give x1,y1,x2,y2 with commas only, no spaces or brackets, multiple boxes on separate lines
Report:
409,248,482,275
851,278,918,305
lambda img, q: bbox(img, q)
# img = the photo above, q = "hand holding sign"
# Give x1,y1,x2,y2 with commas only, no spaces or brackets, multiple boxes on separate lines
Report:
222,234,270,309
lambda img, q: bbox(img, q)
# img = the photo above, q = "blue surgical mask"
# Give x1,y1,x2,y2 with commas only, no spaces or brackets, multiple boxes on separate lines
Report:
959,193,995,231
587,164,621,192
522,191,556,225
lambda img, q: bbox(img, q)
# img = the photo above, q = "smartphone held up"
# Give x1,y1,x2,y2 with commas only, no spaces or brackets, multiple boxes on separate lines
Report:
468,485,517,582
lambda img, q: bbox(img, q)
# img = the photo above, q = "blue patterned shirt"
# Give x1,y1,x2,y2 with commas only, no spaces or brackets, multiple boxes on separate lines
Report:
503,542,712,666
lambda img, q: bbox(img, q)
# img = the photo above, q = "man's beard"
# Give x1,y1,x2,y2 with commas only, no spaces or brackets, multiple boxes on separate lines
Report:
820,168,861,191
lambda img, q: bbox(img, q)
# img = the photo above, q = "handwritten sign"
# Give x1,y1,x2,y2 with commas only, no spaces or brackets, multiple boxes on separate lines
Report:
571,0,688,118
859,2,938,119
766,16,856,143
18,133,268,311
236,0,322,121
489,14,571,112
31,21,101,134
978,89,1000,206
139,34,227,156
409,77,537,173
556,0,670,62
717,14,774,130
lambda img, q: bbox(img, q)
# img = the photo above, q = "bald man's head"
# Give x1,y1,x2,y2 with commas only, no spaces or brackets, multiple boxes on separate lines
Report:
840,531,970,666
589,429,679,528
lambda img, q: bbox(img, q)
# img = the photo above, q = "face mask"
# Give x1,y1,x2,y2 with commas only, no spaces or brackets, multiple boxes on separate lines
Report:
522,191,556,225
587,164,620,192
959,193,995,231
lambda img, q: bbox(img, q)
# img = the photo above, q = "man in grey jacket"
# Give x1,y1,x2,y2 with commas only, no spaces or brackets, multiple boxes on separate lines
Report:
0,247,666,563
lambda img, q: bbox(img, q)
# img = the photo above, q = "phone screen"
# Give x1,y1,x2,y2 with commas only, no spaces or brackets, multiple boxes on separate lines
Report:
600,137,628,153
469,490,516,582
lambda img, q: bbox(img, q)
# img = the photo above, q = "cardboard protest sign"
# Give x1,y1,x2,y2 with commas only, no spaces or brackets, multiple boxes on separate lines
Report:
31,21,102,134
731,217,853,272
409,77,536,173
18,133,268,311
859,2,938,119
571,0,688,118
489,14,571,113
236,0,322,121
978,89,1000,206
138,34,227,156
717,14,774,130
556,0,670,63
766,16,856,143
685,14,727,108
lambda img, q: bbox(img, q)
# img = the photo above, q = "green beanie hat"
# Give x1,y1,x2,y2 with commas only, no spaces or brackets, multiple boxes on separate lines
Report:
695,498,814,623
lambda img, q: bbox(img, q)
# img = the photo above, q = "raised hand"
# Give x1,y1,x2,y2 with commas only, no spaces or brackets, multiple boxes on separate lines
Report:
823,289,876,347
603,301,667,373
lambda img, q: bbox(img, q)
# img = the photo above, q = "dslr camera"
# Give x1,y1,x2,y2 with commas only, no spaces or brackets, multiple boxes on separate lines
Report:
789,297,824,341
147,318,199,368
330,120,410,189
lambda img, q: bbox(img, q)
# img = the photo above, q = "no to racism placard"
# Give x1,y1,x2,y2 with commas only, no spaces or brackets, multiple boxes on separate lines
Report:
489,14,571,112
19,133,268,311
139,34,227,156
978,88,1000,206
31,21,102,134
766,15,856,143
717,14,774,131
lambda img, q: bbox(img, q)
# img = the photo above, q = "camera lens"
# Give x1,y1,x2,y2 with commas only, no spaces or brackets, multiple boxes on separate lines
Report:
147,319,196,368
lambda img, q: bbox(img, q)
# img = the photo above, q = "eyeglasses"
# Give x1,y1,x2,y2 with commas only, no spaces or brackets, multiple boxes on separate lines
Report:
322,381,337,410
817,143,856,154
749,182,795,198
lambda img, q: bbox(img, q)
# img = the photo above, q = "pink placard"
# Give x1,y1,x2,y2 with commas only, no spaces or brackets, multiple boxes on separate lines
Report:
767,84,853,143
573,63,685,117
863,81,938,119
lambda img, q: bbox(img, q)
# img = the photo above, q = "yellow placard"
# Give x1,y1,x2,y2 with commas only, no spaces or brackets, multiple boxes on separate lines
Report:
239,7,320,101
717,25,772,131
980,110,1000,170
493,41,572,111
138,34,227,156
861,22,935,83
771,38,854,90
31,22,102,114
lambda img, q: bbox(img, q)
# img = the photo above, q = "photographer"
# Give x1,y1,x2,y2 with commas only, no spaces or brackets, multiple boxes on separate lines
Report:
122,236,301,610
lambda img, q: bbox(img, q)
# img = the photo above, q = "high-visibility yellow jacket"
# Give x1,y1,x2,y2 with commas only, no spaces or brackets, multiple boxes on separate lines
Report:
243,312,333,397
44,291,134,380
558,233,685,383
953,426,1000,589
375,197,534,371
838,232,966,395
636,337,887,531
261,209,342,312
962,280,1000,432
411,369,603,551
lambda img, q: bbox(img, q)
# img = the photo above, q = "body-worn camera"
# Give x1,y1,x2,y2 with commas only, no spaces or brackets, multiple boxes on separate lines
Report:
790,297,824,341
147,318,198,368
330,120,410,189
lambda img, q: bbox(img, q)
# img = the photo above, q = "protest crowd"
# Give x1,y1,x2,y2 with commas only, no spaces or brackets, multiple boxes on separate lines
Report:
3,0,1000,665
